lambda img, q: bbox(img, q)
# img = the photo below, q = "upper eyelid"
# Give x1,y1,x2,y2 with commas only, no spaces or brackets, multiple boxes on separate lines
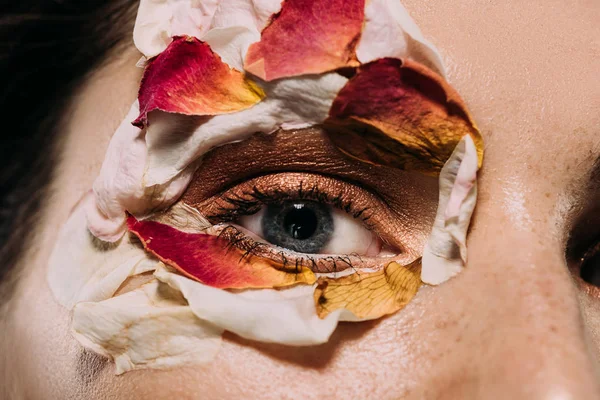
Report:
190,171,423,256
192,172,385,219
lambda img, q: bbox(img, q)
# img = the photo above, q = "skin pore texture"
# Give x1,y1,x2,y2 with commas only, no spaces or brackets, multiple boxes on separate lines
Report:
2,0,600,398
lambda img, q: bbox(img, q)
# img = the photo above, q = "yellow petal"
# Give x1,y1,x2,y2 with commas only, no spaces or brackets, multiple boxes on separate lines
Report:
314,259,422,320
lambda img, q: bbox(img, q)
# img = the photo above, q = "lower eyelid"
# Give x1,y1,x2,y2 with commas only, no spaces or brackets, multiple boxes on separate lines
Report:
187,172,431,266
212,223,413,274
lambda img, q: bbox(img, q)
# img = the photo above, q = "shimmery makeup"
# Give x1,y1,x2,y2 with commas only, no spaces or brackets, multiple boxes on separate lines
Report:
49,0,485,375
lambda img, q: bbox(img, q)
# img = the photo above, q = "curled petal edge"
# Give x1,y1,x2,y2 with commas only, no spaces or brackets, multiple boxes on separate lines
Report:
422,134,479,285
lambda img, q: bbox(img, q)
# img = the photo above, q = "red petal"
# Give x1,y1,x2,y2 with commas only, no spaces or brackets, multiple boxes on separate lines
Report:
325,59,484,174
134,36,265,127
127,216,315,289
244,0,365,81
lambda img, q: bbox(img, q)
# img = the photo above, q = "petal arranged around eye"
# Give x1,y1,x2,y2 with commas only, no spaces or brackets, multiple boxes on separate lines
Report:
133,0,284,61
314,259,422,320
49,194,158,309
87,101,196,242
422,134,479,285
325,58,483,175
142,71,348,187
133,0,218,58
134,36,265,128
127,216,316,289
72,280,223,374
244,0,365,81
356,0,445,76
154,266,342,345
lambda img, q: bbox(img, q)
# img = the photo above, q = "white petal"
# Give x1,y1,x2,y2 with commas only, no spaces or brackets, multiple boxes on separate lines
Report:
422,135,479,285
209,0,282,31
133,0,218,58
154,266,343,345
48,194,157,309
72,280,223,374
356,0,446,77
87,102,145,241
87,101,197,242
144,72,348,186
133,0,282,59
202,26,260,71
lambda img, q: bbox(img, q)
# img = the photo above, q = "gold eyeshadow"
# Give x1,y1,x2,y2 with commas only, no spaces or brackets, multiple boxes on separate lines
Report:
180,129,441,270
186,172,415,273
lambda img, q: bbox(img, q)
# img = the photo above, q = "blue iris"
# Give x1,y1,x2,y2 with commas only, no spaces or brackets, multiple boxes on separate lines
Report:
262,201,334,254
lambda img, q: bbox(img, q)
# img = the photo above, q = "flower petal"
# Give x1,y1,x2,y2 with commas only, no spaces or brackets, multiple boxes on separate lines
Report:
244,0,365,80
48,194,158,309
143,71,348,187
133,0,283,60
201,26,260,71
133,0,219,58
356,0,445,76
127,216,316,289
209,0,283,31
314,259,422,320
134,36,265,128
325,58,483,175
72,280,223,374
155,266,343,345
87,101,196,242
422,135,479,285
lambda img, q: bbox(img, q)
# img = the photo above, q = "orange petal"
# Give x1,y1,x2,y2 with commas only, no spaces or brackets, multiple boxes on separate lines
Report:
134,36,265,127
244,0,365,81
127,216,315,289
314,259,421,319
325,58,484,175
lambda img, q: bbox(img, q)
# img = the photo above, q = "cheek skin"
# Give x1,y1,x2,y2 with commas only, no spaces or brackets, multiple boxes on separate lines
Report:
5,1,600,399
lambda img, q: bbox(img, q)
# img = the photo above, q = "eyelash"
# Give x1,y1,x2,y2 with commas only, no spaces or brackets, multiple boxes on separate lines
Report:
579,239,600,288
216,224,364,274
197,176,389,274
205,182,374,228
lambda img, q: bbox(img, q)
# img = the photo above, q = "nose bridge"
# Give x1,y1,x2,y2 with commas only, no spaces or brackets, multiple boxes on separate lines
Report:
447,180,600,398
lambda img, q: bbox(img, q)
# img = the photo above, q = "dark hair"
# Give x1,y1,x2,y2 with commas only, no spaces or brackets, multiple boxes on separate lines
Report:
0,1,137,303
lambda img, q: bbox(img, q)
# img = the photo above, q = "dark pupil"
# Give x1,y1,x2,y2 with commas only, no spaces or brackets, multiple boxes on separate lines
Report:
262,201,333,254
581,252,600,287
283,205,318,240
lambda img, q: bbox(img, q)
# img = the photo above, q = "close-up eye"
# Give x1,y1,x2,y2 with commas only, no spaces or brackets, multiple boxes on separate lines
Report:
7,0,600,398
190,171,403,273
580,242,600,288
567,202,600,293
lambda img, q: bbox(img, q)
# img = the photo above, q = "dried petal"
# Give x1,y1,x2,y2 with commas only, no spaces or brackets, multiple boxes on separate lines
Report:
314,259,422,320
127,217,316,289
143,72,348,187
155,266,342,345
134,36,265,128
87,101,195,242
202,26,260,71
133,0,283,61
356,0,445,76
244,0,365,80
422,135,478,285
133,0,218,58
72,280,223,374
325,58,483,175
49,193,158,309
210,0,283,31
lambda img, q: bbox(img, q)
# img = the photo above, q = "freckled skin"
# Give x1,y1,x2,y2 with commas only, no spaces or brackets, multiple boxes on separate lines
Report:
3,0,600,398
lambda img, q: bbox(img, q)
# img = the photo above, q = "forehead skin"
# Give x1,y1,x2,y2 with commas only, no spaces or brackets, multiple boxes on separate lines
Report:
3,0,600,398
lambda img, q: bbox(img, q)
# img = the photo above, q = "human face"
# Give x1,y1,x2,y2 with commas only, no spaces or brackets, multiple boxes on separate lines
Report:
3,0,600,398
